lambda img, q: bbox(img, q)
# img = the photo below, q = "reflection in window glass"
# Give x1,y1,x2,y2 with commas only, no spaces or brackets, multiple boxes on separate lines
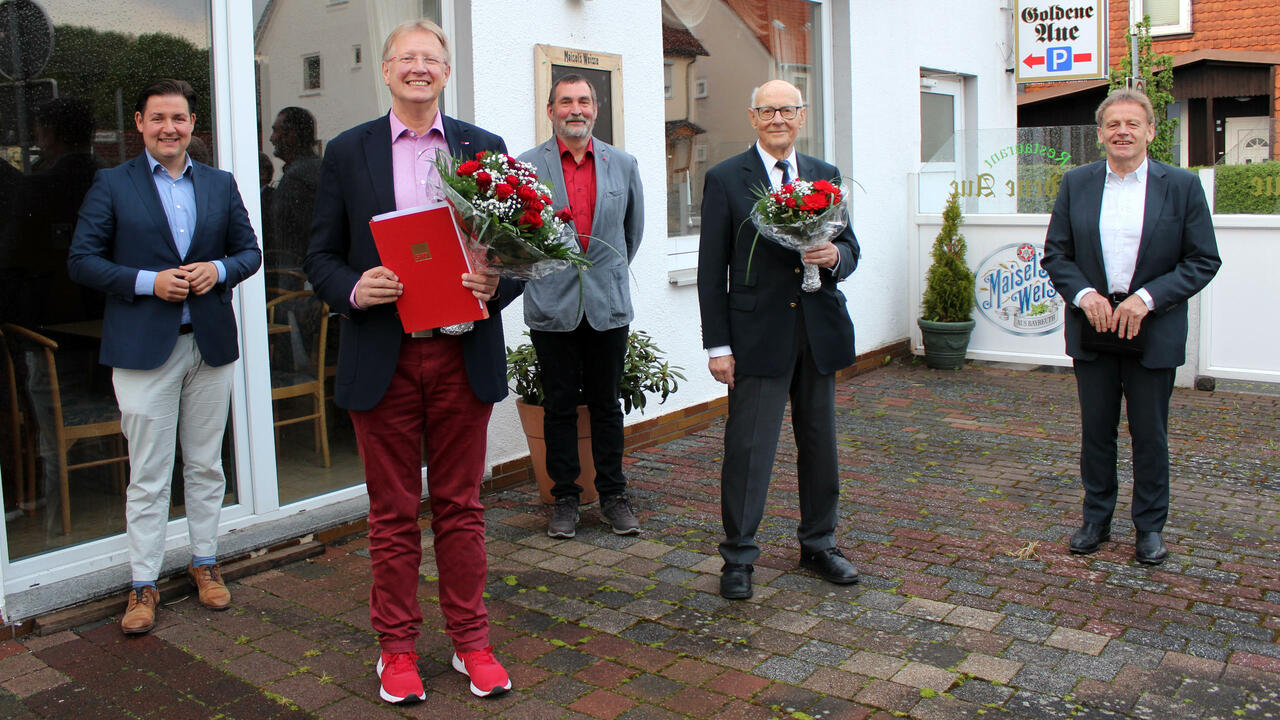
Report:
921,92,955,163
255,0,453,504
662,0,825,236
0,0,230,561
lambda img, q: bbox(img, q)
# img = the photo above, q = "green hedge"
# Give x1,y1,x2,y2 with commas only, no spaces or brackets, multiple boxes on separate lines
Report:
1213,161,1280,215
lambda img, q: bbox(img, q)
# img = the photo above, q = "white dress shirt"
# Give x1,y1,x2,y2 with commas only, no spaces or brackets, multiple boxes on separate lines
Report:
1073,158,1155,310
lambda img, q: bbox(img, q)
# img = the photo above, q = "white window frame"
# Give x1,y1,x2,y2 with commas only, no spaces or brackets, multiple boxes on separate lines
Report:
1130,0,1192,36
693,78,708,99
664,61,673,99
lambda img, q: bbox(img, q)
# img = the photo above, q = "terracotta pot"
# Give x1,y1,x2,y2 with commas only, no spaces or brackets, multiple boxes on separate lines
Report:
514,400,598,505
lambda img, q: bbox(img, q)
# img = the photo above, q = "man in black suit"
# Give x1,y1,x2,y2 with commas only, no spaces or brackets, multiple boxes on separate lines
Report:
1042,89,1220,565
697,79,860,600
303,19,517,705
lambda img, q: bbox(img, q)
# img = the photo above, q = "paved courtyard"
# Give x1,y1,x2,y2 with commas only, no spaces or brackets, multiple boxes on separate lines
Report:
1,360,1277,719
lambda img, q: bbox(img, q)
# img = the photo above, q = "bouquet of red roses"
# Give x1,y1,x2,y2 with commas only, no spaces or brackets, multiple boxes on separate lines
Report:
749,177,848,292
437,151,589,279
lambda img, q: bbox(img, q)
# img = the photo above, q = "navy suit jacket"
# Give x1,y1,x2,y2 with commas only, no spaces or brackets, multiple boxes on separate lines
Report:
67,154,262,369
1041,159,1221,369
696,147,859,377
303,113,520,411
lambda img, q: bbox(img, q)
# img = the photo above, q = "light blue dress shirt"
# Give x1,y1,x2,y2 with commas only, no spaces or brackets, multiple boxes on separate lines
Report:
134,151,226,324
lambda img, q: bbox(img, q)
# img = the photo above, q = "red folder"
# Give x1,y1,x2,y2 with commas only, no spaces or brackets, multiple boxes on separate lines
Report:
369,202,489,333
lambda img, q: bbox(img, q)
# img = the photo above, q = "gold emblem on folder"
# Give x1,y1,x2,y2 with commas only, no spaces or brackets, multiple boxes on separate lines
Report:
410,242,431,262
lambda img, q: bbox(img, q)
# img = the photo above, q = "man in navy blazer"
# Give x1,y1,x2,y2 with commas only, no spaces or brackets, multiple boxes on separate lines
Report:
303,20,517,705
1042,89,1220,565
67,79,261,635
697,79,860,600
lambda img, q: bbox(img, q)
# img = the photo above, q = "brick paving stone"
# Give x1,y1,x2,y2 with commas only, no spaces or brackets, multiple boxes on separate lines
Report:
944,606,1004,631
955,652,1022,684
889,662,956,691
909,694,984,719
1160,652,1226,680
1011,664,1078,696
951,677,1015,705
840,651,906,680
0,667,69,698
854,679,919,714
1045,626,1110,655
659,685,731,717
1055,651,1125,682
898,598,956,622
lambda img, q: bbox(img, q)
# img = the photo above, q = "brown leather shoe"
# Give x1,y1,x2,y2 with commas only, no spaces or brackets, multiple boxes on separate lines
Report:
121,586,159,635
188,562,231,610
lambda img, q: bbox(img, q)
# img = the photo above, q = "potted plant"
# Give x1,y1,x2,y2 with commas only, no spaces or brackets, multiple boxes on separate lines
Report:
918,190,976,369
507,330,685,503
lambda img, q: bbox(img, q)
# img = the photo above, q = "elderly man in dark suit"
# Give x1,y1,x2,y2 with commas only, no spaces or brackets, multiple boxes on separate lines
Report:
697,79,860,600
67,78,261,635
517,74,645,539
1042,88,1220,565
303,19,517,706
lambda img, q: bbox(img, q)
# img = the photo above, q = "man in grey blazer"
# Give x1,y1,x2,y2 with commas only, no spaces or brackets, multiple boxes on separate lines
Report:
518,74,644,539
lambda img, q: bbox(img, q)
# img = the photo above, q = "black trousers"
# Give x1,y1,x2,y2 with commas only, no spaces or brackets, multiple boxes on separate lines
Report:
1073,354,1176,532
530,320,628,500
719,315,839,565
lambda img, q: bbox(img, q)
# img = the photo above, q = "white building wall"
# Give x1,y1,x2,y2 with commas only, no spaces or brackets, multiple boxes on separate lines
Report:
845,1,1018,367
467,0,724,470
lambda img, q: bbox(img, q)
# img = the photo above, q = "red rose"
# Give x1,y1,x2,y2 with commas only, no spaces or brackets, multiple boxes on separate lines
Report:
505,174,520,186
475,151,487,160
541,194,552,204
456,160,482,176
518,210,544,228
812,179,836,193
475,171,492,189
524,199,544,212
516,185,539,202
802,192,829,210
494,183,515,200
830,189,843,203
781,183,794,193
554,207,574,223
784,197,797,208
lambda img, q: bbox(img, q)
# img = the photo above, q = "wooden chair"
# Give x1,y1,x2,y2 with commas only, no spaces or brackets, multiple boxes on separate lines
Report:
266,291,330,467
1,323,129,533
0,327,36,515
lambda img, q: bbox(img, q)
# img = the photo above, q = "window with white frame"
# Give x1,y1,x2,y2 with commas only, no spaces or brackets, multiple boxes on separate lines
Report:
352,44,362,67
1131,0,1191,36
664,61,673,98
302,54,321,91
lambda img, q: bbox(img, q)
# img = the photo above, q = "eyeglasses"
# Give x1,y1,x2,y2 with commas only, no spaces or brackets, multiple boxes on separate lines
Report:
752,105,804,121
388,55,449,69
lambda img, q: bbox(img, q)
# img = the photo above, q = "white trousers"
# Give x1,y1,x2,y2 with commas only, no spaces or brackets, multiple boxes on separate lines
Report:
113,335,234,582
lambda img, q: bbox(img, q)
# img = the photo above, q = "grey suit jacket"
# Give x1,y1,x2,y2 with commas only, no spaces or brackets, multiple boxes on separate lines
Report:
517,137,644,332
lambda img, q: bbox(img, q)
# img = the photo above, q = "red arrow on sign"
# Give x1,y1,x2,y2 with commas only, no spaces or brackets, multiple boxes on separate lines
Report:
1024,51,1095,69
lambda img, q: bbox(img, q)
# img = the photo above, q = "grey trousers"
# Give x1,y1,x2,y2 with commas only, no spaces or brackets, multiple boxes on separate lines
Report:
718,333,839,565
113,334,233,582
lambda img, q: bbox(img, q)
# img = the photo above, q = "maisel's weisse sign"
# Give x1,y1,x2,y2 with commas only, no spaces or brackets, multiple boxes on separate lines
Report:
975,243,1064,336
1015,1,1107,83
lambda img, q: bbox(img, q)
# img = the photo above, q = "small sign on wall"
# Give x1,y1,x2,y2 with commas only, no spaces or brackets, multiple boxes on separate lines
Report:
534,44,624,148
1014,1,1107,83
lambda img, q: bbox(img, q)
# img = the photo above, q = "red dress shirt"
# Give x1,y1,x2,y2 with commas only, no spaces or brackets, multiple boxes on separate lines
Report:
557,137,596,251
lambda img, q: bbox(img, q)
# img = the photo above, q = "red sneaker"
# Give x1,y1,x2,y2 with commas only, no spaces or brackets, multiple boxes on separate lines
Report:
376,651,425,704
451,646,512,697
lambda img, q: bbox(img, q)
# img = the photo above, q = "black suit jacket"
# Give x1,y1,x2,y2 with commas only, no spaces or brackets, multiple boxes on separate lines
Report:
696,147,858,377
303,113,520,411
1041,159,1220,369
68,155,262,369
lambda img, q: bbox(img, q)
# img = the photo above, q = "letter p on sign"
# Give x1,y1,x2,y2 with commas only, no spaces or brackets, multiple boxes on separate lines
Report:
1047,46,1073,72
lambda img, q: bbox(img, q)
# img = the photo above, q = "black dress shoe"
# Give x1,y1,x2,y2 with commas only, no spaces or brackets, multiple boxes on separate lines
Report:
1068,522,1111,554
720,563,753,599
799,548,859,584
1135,531,1167,565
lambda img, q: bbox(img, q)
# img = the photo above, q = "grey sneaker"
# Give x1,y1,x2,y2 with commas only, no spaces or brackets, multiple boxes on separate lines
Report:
600,492,640,535
547,497,579,538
